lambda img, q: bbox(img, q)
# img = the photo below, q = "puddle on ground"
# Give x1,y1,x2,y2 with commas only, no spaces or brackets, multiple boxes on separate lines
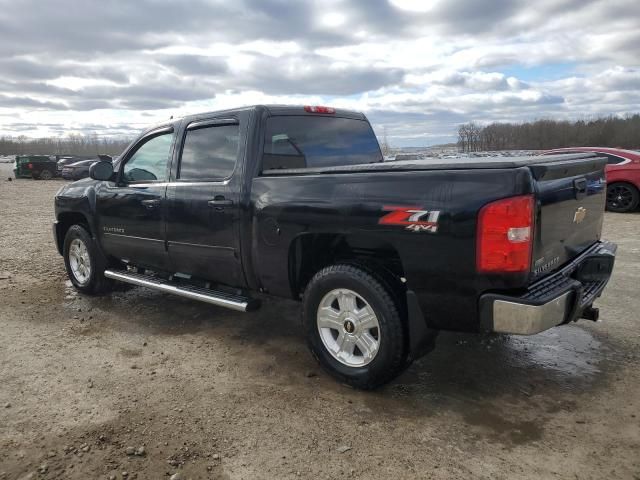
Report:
392,326,606,400
462,410,545,445
354,326,615,447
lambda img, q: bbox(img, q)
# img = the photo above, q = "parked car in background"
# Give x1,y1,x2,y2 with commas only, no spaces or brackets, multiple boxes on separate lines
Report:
543,147,640,212
13,155,58,180
56,155,85,173
61,160,96,180
61,156,114,181
56,154,112,174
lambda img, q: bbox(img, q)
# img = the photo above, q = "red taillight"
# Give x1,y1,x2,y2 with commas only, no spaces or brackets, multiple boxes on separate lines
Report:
476,195,534,273
27,163,33,169
304,105,335,114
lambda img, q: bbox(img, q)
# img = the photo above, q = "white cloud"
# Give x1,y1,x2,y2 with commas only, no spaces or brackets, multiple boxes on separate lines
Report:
318,12,348,28
0,0,638,146
389,0,440,13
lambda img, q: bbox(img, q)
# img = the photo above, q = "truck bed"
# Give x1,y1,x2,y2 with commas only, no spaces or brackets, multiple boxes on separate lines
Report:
262,152,600,175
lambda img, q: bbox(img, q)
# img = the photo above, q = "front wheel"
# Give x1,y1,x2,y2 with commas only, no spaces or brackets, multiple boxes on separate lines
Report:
63,225,112,294
302,264,408,389
606,182,639,212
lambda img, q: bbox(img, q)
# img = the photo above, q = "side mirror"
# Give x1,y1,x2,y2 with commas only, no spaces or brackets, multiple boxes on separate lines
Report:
89,160,114,181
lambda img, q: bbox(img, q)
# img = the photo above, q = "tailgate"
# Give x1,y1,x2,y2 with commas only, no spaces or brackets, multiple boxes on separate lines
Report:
530,156,607,279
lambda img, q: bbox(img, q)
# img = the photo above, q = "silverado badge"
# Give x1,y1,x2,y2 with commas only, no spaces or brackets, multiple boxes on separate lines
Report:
379,206,441,233
103,226,126,234
573,207,587,224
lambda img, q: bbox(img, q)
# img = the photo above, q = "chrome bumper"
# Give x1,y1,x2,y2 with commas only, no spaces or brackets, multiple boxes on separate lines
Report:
480,241,616,335
491,291,571,334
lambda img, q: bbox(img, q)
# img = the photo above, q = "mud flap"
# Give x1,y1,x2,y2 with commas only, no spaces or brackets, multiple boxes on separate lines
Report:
406,290,439,360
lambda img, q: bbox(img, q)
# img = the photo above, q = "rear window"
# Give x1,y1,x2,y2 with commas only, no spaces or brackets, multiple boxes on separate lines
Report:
262,116,382,170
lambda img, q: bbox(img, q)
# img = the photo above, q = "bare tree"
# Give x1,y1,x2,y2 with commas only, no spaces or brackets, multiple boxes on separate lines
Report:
0,134,132,156
456,114,640,151
458,122,483,152
379,126,392,157
457,124,469,152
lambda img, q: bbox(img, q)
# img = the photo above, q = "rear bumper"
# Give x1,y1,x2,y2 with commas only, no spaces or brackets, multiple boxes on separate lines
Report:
480,241,616,335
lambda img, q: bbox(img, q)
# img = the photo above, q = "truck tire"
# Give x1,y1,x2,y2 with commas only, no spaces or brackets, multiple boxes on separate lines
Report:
302,264,408,389
63,224,113,294
39,169,53,180
606,182,639,212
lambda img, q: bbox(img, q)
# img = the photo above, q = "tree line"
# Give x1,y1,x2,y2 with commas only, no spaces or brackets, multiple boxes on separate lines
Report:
0,134,132,157
457,114,640,152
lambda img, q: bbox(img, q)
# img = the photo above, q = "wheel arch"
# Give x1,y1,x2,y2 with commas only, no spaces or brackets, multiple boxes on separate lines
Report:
287,232,406,299
608,179,640,191
55,211,92,255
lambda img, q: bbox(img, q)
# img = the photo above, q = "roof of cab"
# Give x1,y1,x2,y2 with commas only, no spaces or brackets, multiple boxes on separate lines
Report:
261,105,366,119
170,104,366,127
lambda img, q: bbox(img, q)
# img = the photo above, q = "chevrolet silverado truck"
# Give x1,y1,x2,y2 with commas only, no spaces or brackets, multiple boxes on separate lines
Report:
53,105,616,389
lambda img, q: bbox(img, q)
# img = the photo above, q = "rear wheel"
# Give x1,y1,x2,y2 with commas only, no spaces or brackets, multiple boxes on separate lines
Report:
302,264,408,389
607,182,639,212
39,169,53,180
63,225,112,294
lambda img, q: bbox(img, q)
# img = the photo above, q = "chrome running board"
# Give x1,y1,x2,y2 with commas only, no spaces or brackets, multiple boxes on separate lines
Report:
104,270,258,312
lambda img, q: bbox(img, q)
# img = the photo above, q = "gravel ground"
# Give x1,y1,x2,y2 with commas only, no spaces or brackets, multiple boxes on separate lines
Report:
0,163,639,480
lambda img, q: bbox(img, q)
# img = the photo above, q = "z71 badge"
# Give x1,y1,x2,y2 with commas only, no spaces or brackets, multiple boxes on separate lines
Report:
379,206,441,233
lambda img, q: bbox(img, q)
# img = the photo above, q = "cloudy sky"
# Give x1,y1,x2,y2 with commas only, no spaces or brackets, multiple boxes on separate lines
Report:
0,0,638,146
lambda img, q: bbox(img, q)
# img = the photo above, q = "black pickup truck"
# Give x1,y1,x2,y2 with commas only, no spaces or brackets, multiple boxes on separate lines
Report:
53,105,616,388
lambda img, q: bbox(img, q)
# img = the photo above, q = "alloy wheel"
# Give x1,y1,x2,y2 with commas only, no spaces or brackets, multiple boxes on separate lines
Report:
68,238,92,285
607,184,635,211
316,288,381,367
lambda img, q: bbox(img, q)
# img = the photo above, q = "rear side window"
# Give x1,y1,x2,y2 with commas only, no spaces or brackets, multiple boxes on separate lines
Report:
179,124,239,180
604,154,626,165
262,116,382,170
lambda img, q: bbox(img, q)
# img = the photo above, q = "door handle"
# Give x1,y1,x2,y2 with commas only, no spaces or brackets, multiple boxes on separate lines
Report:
208,198,234,208
141,199,161,209
573,178,587,200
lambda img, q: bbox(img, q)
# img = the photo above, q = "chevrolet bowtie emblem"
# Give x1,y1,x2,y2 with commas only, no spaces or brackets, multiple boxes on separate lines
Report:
573,207,587,224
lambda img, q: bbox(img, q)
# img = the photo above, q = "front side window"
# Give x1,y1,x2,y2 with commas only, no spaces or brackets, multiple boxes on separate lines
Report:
179,124,239,180
123,132,173,183
262,116,382,170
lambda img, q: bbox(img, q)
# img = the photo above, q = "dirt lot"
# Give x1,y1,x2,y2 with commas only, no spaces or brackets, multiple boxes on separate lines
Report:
0,163,639,480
